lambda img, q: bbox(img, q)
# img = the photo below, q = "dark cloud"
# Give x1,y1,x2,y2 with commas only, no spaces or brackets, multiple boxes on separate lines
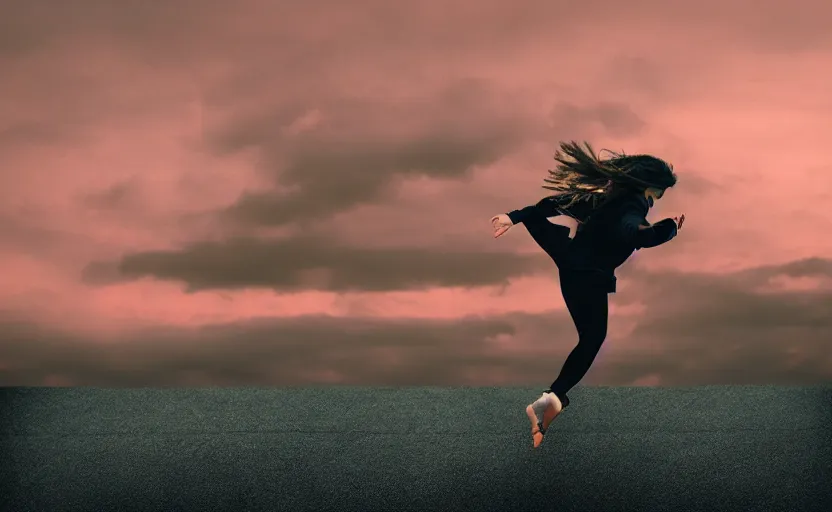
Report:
0,0,223,59
738,257,832,282
0,313,534,387
0,0,828,166
210,80,544,225
0,212,96,257
211,88,654,227
82,179,140,211
3,0,831,61
81,234,552,292
7,258,828,386
598,259,832,386
622,257,832,295
0,122,73,150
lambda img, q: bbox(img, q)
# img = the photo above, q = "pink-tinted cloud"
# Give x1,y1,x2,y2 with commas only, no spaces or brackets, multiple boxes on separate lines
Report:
1,0,831,386
2,260,831,387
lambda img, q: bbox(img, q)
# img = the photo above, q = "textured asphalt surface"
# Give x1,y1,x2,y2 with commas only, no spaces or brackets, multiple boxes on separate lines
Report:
1,386,831,512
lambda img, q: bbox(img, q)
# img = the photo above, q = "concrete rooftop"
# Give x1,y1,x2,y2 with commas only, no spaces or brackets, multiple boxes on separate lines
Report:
2,386,831,511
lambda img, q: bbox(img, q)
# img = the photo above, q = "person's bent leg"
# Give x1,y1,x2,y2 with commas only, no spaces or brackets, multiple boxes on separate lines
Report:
508,204,573,265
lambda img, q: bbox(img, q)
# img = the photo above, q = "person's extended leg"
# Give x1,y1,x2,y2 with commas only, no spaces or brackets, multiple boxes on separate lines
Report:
527,272,610,445
543,272,610,429
524,273,608,447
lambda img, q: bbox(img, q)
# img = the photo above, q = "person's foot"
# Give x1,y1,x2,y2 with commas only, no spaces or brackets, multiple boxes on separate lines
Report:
525,392,563,448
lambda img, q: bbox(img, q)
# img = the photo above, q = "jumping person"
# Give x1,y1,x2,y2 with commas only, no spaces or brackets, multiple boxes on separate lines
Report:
491,141,685,448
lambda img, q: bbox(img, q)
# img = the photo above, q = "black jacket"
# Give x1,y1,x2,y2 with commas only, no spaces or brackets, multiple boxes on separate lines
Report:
508,193,677,284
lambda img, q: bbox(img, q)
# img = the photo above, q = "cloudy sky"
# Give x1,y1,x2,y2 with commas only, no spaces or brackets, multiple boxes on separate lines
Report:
1,0,831,387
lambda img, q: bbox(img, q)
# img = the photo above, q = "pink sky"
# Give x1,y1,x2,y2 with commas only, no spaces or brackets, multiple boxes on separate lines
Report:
1,0,831,387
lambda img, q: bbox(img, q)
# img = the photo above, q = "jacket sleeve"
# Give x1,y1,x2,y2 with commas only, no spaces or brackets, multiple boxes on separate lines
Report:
506,206,538,225
618,200,678,249
506,197,568,225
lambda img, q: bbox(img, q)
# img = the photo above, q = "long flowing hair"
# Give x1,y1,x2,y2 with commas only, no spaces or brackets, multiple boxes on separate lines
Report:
542,141,678,211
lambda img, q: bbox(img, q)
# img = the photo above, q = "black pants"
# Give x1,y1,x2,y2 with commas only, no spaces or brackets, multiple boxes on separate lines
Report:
520,212,610,408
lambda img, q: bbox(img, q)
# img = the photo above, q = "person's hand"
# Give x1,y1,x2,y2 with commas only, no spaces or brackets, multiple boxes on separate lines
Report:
491,214,513,238
673,214,685,230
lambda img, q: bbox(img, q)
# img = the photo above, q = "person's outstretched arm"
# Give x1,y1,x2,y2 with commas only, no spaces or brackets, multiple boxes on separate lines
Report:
618,199,680,249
